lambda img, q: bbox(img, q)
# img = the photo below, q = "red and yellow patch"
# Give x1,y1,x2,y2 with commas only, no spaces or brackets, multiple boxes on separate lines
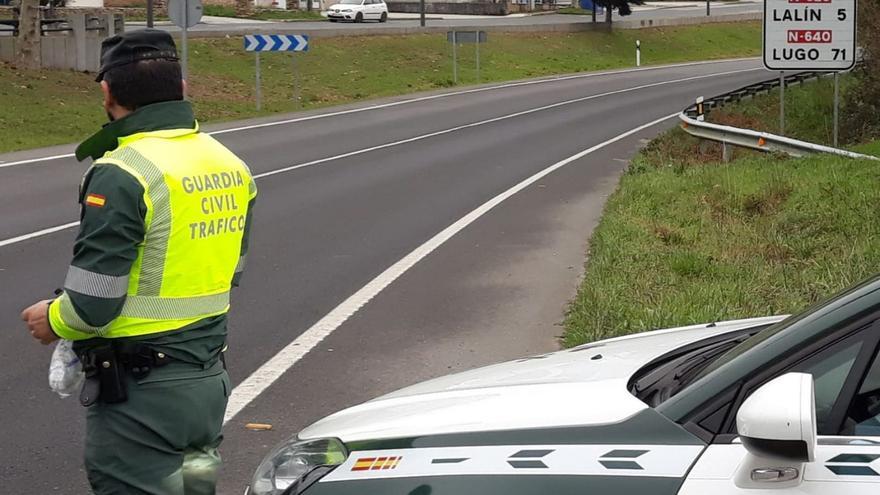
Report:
351,456,402,472
85,194,106,208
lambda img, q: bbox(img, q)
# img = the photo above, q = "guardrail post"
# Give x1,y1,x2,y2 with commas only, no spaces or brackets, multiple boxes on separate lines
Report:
722,142,731,162
70,14,87,72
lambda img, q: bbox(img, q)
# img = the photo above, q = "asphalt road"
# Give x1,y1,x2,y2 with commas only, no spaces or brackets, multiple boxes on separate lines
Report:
0,58,770,493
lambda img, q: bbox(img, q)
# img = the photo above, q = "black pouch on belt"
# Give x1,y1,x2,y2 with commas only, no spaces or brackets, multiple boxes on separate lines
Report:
79,344,128,406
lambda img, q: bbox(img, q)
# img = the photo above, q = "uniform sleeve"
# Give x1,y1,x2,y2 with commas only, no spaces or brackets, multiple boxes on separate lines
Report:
49,163,147,340
232,177,257,288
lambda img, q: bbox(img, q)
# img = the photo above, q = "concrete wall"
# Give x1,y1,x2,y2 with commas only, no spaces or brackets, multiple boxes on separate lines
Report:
0,14,122,71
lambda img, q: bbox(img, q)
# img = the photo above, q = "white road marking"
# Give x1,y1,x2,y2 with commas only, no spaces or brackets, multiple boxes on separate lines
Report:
0,58,759,169
0,67,761,250
0,222,81,249
223,112,678,423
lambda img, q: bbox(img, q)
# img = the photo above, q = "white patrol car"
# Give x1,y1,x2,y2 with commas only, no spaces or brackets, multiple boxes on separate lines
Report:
248,276,880,495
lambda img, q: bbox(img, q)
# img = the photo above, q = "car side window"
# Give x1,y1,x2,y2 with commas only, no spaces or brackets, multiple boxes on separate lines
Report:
791,336,864,435
842,348,880,436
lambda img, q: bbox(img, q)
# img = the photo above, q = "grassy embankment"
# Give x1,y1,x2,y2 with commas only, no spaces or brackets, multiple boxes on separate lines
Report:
0,21,761,153
564,76,880,347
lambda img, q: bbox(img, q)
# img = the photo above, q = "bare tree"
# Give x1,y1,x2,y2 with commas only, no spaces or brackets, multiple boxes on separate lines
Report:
15,0,40,69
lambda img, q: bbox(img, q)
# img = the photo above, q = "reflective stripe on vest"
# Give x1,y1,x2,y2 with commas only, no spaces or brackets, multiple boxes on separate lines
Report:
117,147,172,297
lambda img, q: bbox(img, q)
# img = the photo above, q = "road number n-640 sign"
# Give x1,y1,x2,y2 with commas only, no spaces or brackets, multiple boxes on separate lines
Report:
764,0,857,71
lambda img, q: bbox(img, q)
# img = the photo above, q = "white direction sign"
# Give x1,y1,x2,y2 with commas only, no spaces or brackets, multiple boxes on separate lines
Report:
764,0,857,71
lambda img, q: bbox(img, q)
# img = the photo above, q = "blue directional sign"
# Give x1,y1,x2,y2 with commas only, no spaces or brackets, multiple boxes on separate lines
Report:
244,34,310,52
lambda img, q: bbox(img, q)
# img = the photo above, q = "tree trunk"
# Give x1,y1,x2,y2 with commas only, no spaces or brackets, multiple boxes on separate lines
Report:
591,2,596,23
605,3,612,23
235,0,252,17
15,0,40,69
307,0,312,12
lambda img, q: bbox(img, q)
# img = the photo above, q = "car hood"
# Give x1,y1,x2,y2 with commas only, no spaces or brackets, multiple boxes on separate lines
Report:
328,4,357,8
299,316,785,443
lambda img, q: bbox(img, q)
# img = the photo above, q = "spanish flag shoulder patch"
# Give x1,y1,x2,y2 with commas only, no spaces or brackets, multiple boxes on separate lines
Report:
85,193,106,208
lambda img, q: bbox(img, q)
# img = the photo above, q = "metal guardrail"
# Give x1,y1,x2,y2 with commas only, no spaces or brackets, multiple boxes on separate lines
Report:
679,69,878,161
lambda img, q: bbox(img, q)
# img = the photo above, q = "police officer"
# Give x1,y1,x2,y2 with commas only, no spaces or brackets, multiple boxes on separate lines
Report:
20,29,257,495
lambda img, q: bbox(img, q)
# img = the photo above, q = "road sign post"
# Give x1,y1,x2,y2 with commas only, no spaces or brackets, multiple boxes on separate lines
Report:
255,52,262,111
833,72,840,147
763,0,856,141
447,31,487,86
245,34,310,111
451,31,457,85
168,0,203,89
147,0,155,27
475,33,480,83
780,72,785,135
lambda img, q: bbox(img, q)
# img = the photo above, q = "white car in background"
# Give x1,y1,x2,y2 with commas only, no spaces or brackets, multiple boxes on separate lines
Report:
326,0,388,23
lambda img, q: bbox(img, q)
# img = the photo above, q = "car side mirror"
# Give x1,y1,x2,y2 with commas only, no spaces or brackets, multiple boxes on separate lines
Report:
733,372,817,489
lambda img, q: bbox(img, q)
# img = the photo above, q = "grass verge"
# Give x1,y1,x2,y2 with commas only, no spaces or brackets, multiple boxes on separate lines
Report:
0,21,761,153
564,79,880,347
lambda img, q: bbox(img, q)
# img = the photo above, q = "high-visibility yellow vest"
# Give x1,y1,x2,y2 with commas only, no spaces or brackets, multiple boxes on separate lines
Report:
49,127,257,339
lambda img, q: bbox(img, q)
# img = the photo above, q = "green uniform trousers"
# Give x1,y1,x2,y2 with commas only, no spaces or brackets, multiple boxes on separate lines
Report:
84,360,230,495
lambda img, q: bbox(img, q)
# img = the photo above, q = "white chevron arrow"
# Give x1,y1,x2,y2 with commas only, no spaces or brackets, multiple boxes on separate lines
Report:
293,35,308,51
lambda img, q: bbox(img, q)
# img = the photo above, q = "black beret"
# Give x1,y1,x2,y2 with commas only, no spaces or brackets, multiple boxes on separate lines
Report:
95,29,179,82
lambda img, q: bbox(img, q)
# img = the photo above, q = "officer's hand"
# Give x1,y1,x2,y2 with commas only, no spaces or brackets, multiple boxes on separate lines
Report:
21,300,59,345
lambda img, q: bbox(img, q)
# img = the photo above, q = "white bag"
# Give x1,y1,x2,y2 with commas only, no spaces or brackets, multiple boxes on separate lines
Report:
48,339,85,398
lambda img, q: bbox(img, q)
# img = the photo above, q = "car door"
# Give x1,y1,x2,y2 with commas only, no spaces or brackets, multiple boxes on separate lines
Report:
364,0,377,20
679,324,880,494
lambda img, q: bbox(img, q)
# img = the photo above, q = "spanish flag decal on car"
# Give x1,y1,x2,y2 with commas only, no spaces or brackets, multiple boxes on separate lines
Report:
85,193,106,208
351,456,403,472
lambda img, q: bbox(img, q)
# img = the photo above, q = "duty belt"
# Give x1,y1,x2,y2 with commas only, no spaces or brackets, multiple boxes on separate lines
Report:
78,343,173,407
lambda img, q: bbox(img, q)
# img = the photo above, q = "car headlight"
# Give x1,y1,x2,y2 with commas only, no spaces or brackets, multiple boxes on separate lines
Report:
342,8,352,12
250,437,348,495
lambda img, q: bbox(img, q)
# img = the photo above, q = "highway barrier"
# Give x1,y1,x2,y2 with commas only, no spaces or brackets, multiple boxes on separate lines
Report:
679,69,879,161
